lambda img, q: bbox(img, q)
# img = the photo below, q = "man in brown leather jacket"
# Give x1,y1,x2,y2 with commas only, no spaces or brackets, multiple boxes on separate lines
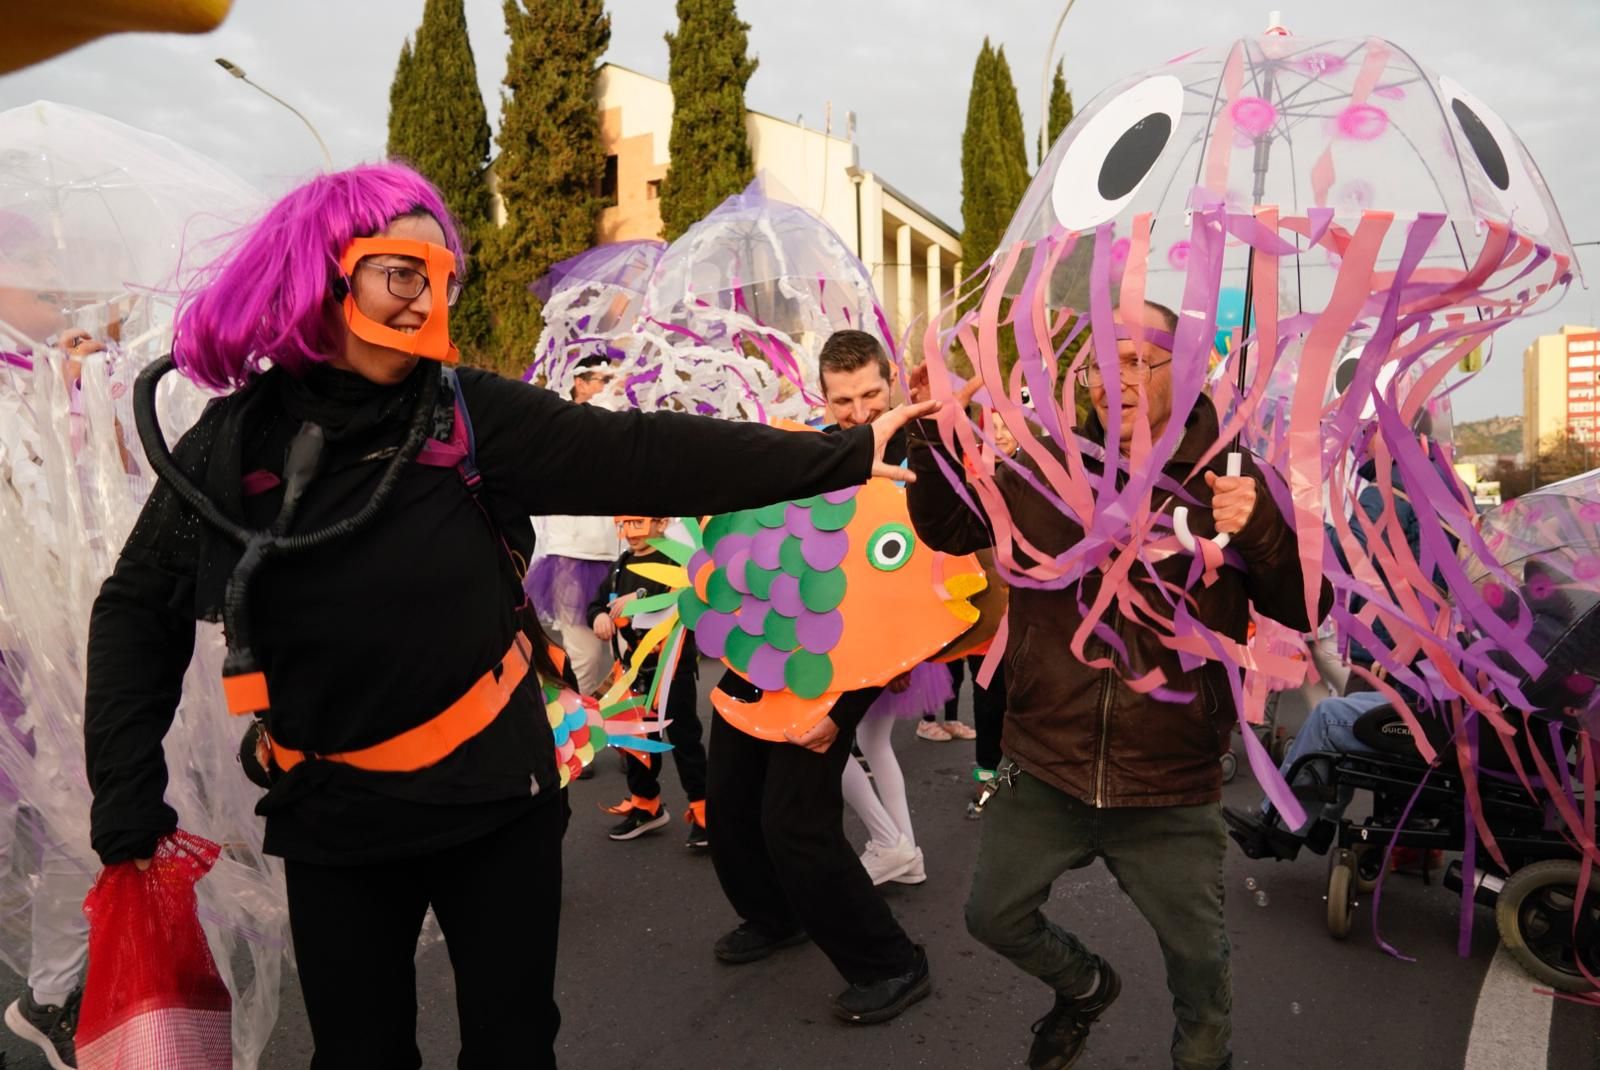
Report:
906,301,1331,1070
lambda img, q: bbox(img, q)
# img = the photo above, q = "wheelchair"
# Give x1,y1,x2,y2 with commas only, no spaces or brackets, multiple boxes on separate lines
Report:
1290,701,1597,993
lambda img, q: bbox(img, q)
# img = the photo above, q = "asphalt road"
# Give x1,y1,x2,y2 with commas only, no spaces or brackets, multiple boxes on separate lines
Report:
1,666,1595,1069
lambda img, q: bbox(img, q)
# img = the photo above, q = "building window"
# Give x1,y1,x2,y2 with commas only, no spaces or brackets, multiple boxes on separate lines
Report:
600,154,619,205
647,179,661,200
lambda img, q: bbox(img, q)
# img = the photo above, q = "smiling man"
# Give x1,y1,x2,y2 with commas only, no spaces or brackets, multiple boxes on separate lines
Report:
905,299,1331,1070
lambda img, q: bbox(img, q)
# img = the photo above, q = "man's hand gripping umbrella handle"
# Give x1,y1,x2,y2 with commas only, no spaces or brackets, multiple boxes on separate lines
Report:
1173,452,1243,553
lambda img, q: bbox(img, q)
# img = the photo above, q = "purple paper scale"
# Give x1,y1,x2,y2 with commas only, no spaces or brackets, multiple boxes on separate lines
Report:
801,528,849,571
785,503,817,539
751,526,786,569
821,488,857,505
796,609,844,654
726,550,752,594
769,574,805,617
737,596,767,635
711,532,753,568
745,644,789,692
697,611,736,659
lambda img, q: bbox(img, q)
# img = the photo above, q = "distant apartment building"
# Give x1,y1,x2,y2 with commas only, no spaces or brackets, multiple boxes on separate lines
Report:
491,63,962,345
1522,324,1600,458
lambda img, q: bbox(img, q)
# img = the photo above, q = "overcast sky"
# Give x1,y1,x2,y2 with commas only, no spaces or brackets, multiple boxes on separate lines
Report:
4,0,1597,422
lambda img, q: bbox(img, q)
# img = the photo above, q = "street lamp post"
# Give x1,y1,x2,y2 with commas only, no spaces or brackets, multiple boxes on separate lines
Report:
215,57,333,170
1039,0,1079,161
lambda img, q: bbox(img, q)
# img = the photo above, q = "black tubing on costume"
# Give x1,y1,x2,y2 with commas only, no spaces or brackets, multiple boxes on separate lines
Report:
135,355,442,669
133,356,252,545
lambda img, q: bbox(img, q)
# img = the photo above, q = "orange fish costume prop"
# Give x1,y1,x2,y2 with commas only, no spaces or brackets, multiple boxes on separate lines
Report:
600,428,989,741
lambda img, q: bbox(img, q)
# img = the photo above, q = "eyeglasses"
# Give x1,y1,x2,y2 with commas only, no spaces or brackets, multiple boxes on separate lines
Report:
1076,357,1173,389
358,260,462,307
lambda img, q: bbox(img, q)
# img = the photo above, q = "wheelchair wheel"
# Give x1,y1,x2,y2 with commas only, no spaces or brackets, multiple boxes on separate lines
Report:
1270,732,1296,766
1496,860,1600,993
1326,857,1357,940
1351,843,1382,894
1219,752,1238,784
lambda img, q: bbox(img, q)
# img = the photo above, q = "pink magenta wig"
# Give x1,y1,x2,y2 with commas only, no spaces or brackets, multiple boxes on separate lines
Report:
172,162,464,391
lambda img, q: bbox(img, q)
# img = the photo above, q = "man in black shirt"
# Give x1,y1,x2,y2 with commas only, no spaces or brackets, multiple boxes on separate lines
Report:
706,330,930,1025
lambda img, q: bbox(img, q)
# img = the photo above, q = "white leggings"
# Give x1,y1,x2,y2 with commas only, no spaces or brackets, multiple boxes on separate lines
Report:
841,715,916,850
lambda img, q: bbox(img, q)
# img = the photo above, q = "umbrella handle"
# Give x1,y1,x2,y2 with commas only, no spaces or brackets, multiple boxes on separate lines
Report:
1174,452,1243,554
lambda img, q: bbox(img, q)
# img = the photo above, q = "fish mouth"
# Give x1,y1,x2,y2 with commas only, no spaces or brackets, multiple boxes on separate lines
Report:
940,569,988,625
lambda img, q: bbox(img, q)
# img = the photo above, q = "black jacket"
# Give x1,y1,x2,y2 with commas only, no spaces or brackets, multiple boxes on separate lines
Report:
587,546,698,685
85,365,874,865
907,396,1332,807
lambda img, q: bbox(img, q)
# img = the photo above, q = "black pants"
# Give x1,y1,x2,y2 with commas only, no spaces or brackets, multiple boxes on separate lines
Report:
707,684,918,985
944,655,1008,770
622,669,707,805
284,795,563,1070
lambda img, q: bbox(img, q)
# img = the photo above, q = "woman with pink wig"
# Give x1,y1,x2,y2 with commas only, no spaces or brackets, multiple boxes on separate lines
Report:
82,162,930,1069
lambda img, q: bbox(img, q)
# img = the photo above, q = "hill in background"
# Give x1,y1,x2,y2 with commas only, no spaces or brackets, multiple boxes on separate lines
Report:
1454,414,1522,458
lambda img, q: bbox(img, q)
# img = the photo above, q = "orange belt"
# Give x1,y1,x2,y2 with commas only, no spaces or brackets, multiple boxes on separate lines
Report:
269,639,531,774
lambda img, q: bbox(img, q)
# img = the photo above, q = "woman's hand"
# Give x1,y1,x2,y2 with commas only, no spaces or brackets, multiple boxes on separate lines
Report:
592,613,615,642
868,398,940,482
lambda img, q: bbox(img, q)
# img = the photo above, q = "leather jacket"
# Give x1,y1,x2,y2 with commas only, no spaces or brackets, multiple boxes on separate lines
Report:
907,397,1332,807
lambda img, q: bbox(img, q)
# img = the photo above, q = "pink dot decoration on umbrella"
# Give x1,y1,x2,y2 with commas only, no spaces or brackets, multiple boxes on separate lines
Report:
1167,241,1192,270
1110,238,1131,266
1337,103,1390,141
1375,83,1407,101
1332,179,1376,212
1230,96,1278,138
1575,555,1600,582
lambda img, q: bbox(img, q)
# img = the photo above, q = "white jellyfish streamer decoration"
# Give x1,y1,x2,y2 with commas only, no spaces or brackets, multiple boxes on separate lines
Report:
541,177,893,422
0,101,298,1064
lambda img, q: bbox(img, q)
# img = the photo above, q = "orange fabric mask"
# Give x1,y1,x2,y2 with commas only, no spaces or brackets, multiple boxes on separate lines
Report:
337,237,461,364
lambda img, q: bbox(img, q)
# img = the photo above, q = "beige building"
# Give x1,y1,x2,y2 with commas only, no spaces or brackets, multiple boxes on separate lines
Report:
1522,324,1600,458
492,63,962,345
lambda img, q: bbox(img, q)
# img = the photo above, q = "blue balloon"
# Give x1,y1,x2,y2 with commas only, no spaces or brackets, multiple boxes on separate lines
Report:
1214,286,1246,354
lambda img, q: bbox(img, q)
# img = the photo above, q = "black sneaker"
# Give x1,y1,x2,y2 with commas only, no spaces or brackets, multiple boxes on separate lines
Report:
5,988,80,1070
608,806,669,840
831,944,932,1024
713,923,809,964
1222,805,1302,861
685,820,709,849
1028,957,1121,1070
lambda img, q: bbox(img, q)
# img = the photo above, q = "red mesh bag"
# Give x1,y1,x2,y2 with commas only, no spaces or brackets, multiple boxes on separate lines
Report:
77,830,232,1069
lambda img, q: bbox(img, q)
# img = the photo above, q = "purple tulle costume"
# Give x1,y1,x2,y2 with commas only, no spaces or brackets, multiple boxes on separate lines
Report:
525,556,613,625
863,660,955,720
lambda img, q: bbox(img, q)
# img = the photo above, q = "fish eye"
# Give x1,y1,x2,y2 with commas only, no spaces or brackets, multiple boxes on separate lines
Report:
866,523,915,572
1438,75,1550,237
1051,75,1184,231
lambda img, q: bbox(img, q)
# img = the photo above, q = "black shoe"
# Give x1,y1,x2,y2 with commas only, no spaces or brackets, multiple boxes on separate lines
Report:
713,923,809,964
1028,957,1120,1070
5,988,80,1070
575,762,596,780
608,806,669,840
831,945,932,1024
685,820,709,849
1222,805,1302,861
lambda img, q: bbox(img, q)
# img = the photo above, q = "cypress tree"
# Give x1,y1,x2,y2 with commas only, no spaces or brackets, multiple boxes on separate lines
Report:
659,0,758,242
481,0,611,374
992,45,1031,206
959,39,1003,281
1047,59,1074,154
385,0,494,355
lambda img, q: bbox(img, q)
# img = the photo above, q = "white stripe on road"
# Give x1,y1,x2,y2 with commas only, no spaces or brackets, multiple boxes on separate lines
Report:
1462,947,1553,1070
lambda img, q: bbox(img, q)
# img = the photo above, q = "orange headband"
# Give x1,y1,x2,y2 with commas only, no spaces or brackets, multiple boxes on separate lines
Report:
337,237,460,364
